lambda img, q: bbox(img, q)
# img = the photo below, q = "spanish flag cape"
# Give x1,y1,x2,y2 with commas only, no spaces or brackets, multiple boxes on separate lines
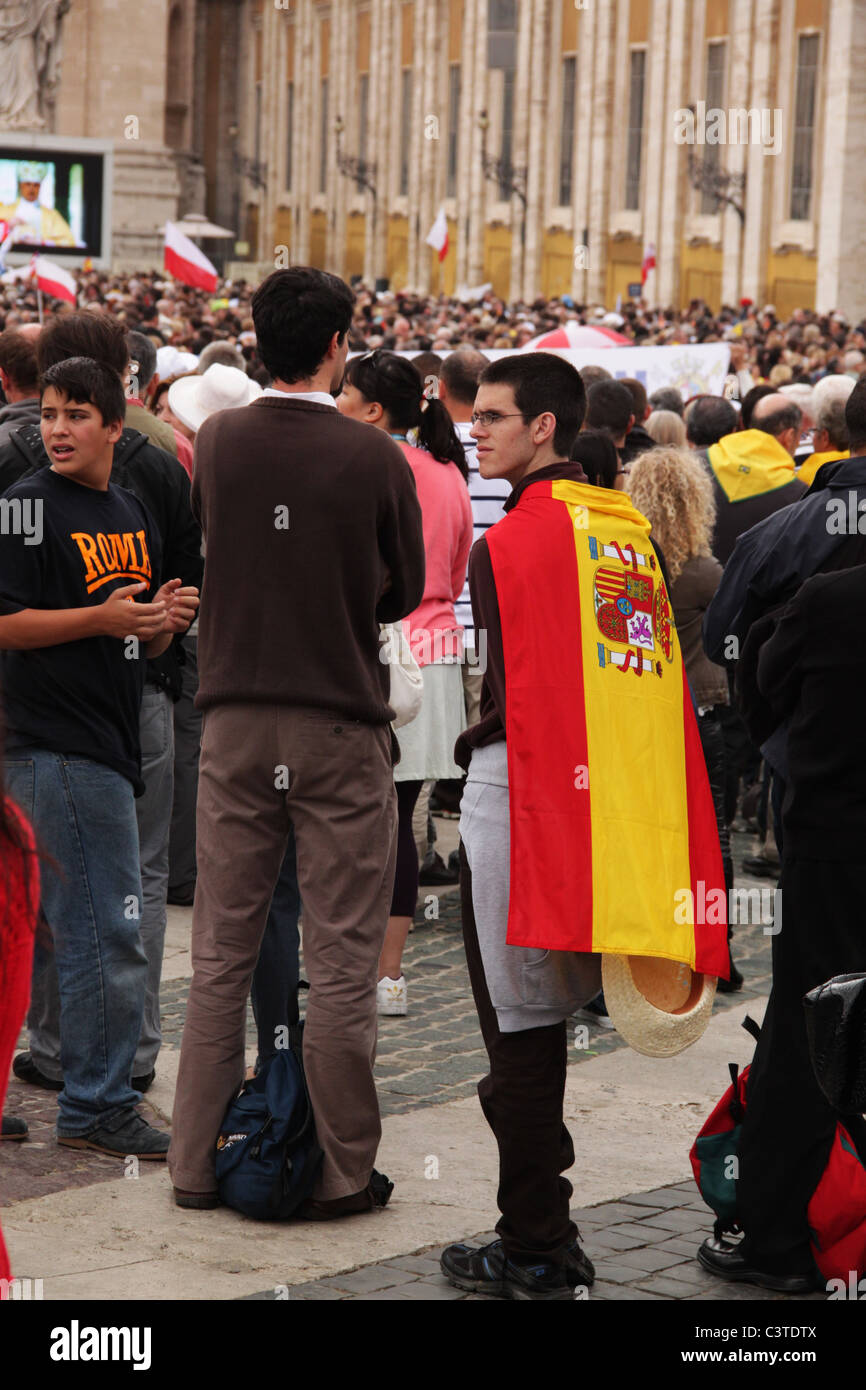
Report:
486,476,728,976
707,429,795,502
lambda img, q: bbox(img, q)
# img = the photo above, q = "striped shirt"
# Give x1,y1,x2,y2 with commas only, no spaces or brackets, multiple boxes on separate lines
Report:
452,419,510,644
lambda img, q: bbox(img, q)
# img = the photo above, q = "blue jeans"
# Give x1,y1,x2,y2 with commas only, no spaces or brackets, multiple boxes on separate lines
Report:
250,827,301,1065
6,750,147,1135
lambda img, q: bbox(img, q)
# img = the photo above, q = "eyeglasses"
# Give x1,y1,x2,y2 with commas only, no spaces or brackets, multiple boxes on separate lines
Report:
470,411,526,427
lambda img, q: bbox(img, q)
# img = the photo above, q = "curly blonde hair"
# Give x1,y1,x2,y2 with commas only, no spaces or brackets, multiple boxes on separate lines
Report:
627,445,716,583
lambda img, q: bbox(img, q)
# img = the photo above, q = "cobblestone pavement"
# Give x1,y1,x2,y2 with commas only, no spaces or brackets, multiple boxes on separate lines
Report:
242,1181,823,1302
1,823,778,1255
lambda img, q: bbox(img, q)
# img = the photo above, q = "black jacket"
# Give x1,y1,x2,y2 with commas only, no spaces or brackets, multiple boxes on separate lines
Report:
757,566,866,859
703,455,866,776
0,423,203,698
703,455,866,665
621,424,655,466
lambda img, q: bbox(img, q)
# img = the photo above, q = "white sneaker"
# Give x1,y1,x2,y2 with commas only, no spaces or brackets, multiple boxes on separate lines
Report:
377,975,407,1016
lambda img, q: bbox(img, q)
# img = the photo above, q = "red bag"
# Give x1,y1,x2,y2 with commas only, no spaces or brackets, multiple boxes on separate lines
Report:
691,1019,866,1280
808,1125,866,1281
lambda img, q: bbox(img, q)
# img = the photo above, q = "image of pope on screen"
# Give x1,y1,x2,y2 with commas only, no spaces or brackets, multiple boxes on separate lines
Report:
0,158,80,247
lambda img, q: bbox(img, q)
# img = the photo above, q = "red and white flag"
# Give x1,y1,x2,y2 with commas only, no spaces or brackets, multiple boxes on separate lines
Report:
33,256,77,304
164,221,218,293
641,242,656,286
425,208,449,263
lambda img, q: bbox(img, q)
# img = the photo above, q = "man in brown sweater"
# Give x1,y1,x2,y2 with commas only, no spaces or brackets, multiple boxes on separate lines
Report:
168,267,425,1212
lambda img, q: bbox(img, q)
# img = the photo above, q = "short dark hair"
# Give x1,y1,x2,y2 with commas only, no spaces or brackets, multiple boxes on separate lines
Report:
440,347,488,406
649,386,684,417
578,364,612,391
686,395,739,447
411,351,442,383
479,351,586,455
585,379,634,438
0,329,39,394
41,356,126,428
620,377,647,420
38,311,128,377
740,382,776,429
570,428,619,489
752,400,802,438
251,267,354,383
845,377,866,453
126,331,157,394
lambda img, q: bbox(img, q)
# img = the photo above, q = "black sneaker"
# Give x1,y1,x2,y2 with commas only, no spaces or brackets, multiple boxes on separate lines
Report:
565,1237,595,1287
57,1110,170,1160
12,1051,63,1091
418,851,459,886
1,1114,28,1141
574,993,615,1030
440,1239,573,1300
132,1069,156,1094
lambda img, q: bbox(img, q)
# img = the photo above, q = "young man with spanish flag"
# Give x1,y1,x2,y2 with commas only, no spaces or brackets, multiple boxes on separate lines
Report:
441,353,728,1300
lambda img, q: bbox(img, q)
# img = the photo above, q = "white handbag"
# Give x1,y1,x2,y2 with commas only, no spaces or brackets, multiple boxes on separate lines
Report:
380,623,423,729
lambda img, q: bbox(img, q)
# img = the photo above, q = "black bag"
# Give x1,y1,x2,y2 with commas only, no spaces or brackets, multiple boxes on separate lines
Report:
804,973,866,1114
214,1022,323,1220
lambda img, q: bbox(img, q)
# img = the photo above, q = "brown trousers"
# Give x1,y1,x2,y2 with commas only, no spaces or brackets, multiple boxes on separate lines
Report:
168,704,397,1199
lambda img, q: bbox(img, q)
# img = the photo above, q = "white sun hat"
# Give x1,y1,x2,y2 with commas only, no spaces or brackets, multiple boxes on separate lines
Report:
168,363,262,432
601,955,717,1058
155,345,199,380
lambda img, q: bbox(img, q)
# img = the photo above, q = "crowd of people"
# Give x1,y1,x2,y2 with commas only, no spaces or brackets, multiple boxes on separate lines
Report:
4,262,866,383
0,260,865,1302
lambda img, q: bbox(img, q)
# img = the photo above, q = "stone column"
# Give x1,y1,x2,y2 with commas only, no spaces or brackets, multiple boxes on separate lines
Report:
571,0,596,300
363,0,383,284
585,0,614,304
739,0,779,305
406,0,427,290
416,0,441,294
815,0,866,318
510,0,532,301
455,0,478,288
720,0,753,306
656,0,691,306
522,0,548,301
468,0,489,286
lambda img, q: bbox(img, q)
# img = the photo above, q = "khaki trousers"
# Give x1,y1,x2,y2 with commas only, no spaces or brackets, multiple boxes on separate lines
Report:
168,704,397,1198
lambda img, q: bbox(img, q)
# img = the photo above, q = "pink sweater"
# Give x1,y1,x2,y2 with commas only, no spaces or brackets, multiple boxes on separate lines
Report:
398,441,473,665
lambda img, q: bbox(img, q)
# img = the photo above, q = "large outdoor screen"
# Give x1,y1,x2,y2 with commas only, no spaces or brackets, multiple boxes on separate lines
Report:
0,149,105,257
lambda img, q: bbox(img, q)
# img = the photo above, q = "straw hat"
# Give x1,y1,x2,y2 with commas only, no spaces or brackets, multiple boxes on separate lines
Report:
168,363,262,432
601,955,717,1058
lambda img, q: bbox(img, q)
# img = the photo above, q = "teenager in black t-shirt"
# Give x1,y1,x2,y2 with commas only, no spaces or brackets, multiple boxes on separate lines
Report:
0,358,198,1158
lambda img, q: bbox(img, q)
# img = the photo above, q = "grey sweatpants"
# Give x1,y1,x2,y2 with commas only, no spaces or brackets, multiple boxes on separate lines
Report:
459,741,600,1033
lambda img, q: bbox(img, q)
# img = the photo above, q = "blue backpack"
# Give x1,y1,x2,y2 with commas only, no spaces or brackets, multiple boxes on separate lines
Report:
215,1024,323,1220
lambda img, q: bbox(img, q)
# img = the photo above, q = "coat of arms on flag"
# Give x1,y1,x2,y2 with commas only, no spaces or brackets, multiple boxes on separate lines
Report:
589,537,673,677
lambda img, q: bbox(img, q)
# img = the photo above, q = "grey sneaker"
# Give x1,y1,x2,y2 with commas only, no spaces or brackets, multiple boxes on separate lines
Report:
58,1110,170,1160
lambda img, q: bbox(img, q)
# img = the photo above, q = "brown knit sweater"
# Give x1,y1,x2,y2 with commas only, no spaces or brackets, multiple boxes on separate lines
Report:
191,396,426,722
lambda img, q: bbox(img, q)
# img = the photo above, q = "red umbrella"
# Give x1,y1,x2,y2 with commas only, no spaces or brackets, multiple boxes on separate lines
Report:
520,322,631,351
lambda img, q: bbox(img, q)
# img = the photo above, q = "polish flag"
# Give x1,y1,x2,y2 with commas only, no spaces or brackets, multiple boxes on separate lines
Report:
641,242,656,285
164,221,218,293
425,208,449,263
33,256,77,304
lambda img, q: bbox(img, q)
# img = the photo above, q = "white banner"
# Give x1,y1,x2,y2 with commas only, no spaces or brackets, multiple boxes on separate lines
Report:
395,343,731,400
479,344,731,400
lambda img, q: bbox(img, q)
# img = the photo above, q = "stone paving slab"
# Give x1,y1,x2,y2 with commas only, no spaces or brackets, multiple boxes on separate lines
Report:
2,826,776,1222
241,1180,827,1302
